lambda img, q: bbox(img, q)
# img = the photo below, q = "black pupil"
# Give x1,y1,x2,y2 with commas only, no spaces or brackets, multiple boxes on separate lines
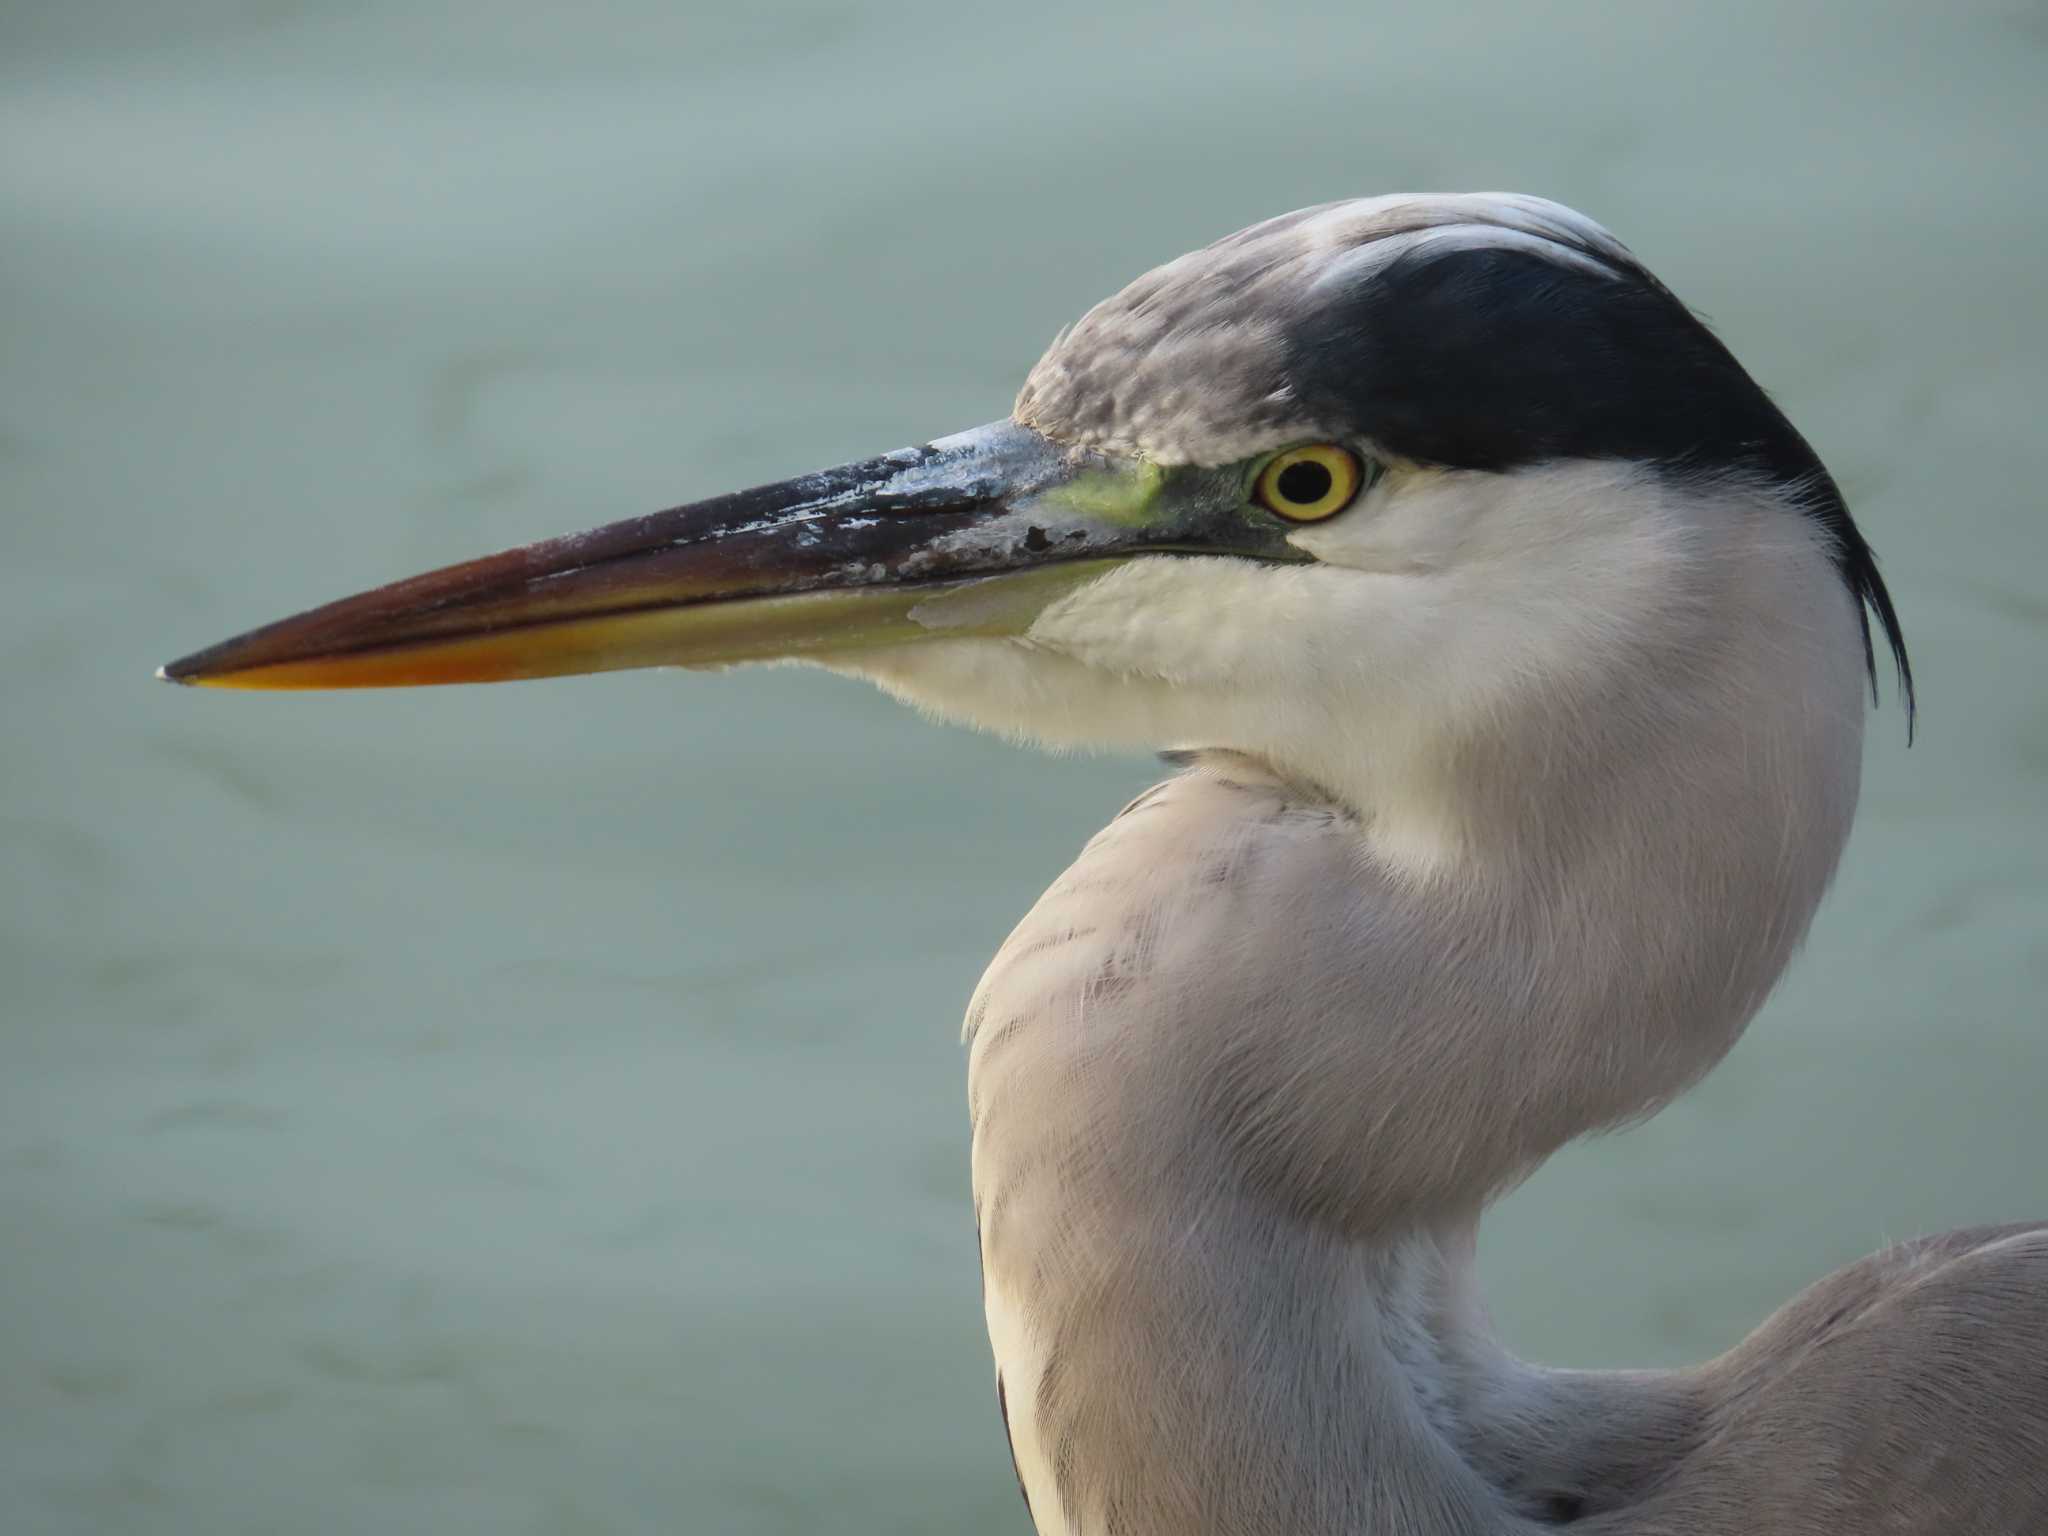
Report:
1275,459,1334,505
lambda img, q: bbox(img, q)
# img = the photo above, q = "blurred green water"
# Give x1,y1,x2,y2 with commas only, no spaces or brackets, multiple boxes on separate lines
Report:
2,2,2044,1531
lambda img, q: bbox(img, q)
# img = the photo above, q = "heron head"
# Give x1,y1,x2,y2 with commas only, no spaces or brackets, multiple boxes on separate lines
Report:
163,194,1907,831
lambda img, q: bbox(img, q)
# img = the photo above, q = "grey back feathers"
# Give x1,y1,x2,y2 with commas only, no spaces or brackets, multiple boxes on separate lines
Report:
1016,193,1910,722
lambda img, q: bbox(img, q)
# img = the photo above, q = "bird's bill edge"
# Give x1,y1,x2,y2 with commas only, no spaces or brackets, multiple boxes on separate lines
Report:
157,420,1222,691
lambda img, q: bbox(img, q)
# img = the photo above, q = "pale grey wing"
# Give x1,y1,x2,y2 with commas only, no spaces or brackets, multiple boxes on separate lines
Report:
1510,1224,2048,1534
1681,1223,2048,1534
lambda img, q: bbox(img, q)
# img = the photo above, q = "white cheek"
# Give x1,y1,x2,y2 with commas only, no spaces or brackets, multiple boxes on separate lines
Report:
817,638,1180,753
817,558,1357,760
1024,558,1321,689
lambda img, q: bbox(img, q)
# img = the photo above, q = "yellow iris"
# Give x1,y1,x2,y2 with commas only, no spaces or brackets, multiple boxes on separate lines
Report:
1253,444,1365,523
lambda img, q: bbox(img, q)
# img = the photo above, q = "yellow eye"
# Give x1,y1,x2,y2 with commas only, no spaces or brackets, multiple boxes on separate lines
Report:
1252,444,1365,523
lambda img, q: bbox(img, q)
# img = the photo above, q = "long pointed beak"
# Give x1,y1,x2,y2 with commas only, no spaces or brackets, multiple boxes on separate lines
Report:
160,421,1280,691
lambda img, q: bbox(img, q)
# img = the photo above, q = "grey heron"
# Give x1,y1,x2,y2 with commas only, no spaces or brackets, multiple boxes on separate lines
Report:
163,193,2047,1533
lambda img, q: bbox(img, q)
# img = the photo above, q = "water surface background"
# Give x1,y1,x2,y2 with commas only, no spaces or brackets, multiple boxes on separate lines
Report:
4,3,2045,1531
